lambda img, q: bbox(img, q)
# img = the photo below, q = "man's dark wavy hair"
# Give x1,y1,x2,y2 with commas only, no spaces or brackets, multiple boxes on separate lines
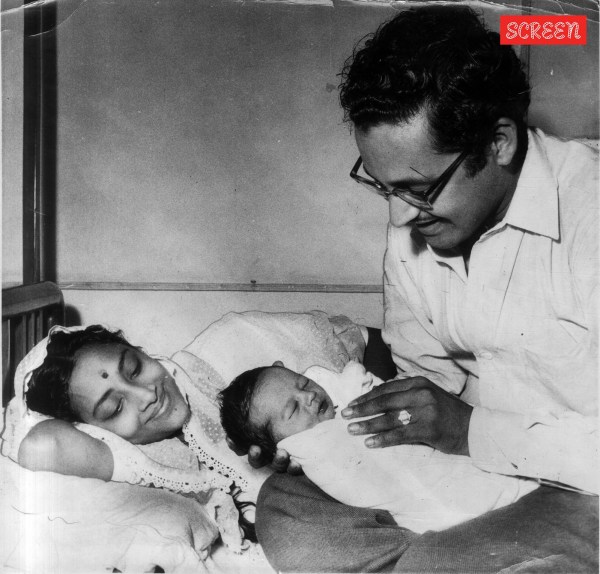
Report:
218,367,278,463
25,325,134,421
339,6,531,175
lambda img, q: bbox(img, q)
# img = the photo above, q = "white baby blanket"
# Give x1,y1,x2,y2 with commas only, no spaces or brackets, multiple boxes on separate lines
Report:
279,363,538,533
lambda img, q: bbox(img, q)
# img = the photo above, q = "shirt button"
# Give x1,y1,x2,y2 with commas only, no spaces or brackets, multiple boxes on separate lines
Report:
479,351,493,360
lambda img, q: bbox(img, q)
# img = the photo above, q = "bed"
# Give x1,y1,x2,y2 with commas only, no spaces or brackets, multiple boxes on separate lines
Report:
2,282,597,574
1,282,277,573
0,281,369,573
2,282,65,409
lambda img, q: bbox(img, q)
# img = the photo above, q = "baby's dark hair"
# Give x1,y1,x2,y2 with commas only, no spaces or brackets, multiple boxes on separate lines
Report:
25,325,134,421
218,367,278,463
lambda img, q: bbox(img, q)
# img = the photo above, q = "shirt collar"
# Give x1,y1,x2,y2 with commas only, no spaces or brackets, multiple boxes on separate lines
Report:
423,239,467,279
501,128,560,241
422,129,559,275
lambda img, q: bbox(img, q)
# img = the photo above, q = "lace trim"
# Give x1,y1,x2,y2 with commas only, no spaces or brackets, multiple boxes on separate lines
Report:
173,355,258,493
79,422,231,494
183,421,248,491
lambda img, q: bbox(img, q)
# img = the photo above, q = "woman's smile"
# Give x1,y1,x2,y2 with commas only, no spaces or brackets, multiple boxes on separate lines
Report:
69,344,191,444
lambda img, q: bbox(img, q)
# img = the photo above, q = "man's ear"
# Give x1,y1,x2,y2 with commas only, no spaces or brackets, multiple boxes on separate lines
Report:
490,118,519,167
272,360,284,367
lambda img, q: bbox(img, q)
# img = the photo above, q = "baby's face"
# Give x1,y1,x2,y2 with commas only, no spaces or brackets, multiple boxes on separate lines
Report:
249,366,336,443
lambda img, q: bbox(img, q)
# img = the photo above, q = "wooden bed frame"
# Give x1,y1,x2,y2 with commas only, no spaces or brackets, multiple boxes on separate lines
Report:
2,282,64,406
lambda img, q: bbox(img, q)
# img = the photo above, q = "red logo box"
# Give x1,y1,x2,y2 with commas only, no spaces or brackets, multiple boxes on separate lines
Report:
500,15,587,45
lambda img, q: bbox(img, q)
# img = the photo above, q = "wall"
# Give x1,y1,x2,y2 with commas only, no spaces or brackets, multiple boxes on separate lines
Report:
527,0,599,137
64,289,385,356
56,0,400,352
54,0,395,286
55,0,516,353
2,0,24,286
3,0,598,355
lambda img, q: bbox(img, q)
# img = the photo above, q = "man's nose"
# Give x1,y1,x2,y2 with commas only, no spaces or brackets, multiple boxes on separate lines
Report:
129,384,157,412
389,195,420,228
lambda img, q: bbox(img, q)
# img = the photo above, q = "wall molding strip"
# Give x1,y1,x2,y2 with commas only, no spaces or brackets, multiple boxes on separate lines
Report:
58,282,383,294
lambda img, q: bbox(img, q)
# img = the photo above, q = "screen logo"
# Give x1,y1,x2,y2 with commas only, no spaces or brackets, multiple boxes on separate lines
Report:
500,15,586,45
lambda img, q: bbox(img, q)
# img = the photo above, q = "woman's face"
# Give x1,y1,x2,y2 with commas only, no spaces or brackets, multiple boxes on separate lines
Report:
68,343,191,444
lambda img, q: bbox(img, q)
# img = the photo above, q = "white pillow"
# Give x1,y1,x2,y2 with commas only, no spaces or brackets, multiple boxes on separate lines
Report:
169,310,366,502
0,453,219,573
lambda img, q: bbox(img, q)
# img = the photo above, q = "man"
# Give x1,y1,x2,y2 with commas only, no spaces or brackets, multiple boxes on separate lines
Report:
338,5,598,494
255,6,598,572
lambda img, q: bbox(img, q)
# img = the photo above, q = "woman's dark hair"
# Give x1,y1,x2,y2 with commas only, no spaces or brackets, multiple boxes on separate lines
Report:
218,367,278,464
339,5,531,175
25,325,134,421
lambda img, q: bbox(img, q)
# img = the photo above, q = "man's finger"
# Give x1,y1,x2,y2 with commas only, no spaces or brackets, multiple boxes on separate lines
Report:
347,376,429,407
346,379,409,407
364,426,423,449
347,410,411,436
342,388,417,419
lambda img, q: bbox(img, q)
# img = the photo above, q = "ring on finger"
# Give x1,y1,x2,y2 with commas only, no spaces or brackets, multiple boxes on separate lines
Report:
398,409,412,425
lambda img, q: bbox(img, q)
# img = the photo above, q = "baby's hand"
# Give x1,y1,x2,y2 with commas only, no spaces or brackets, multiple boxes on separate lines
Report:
247,445,303,474
273,448,303,475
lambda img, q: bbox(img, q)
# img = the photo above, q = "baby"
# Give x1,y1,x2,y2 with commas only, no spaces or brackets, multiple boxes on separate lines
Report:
219,361,538,533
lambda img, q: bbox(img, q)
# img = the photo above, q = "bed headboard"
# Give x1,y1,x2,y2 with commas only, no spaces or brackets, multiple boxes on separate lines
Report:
2,282,65,406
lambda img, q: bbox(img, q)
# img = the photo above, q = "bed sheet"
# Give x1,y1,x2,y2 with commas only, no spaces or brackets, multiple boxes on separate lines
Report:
0,310,365,573
0,451,220,573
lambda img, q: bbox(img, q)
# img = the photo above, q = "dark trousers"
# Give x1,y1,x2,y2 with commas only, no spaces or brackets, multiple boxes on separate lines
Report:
257,473,598,573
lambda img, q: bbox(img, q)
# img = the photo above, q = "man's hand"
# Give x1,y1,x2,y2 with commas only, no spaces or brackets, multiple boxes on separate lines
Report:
226,437,302,474
341,377,472,456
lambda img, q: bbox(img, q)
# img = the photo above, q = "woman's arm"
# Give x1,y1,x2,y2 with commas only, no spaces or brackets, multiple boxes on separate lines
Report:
18,419,114,481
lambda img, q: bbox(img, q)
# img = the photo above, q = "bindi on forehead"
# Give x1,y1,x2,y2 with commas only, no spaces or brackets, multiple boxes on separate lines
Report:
100,371,109,379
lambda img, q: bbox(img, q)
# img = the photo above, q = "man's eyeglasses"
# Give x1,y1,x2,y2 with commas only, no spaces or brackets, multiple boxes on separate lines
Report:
350,150,469,212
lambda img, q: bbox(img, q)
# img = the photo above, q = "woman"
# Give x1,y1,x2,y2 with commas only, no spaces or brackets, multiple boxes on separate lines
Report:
20,325,190,475
3,324,261,551
3,313,365,556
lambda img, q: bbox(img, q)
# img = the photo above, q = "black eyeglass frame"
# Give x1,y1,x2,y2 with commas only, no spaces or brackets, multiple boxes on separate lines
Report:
350,150,469,211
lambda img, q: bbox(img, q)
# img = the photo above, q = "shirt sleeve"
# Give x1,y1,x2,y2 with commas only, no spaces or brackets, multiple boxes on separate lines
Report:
469,407,598,493
382,225,468,394
469,201,599,494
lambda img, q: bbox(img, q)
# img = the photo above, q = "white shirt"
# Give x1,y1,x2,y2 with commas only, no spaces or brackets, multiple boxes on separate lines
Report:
382,129,598,494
